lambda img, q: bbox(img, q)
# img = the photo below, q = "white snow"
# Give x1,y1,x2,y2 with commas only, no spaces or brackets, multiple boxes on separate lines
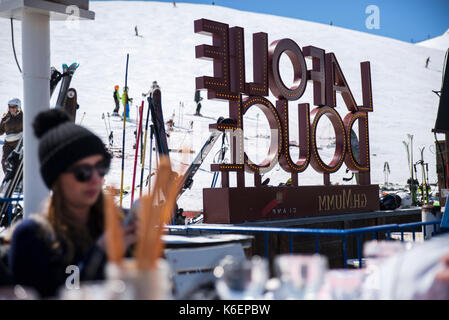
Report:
0,1,446,211
417,28,449,52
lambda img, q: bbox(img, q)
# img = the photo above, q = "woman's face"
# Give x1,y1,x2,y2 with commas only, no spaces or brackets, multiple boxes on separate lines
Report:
59,154,106,212
8,105,18,115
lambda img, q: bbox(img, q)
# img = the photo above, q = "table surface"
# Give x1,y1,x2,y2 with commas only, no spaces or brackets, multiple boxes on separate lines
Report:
163,233,254,248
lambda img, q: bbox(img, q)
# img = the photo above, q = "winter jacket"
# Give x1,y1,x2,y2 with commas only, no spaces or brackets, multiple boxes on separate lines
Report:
194,90,201,103
122,90,133,107
113,90,121,103
0,111,23,144
8,215,107,298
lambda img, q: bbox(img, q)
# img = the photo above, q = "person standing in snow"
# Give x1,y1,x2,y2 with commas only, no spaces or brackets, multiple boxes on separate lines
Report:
8,109,136,298
113,85,121,116
0,98,23,173
425,57,430,68
194,89,203,116
122,87,132,119
142,81,160,98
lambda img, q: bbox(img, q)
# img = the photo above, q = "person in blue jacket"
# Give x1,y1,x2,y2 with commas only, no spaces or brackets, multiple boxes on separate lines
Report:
8,109,136,298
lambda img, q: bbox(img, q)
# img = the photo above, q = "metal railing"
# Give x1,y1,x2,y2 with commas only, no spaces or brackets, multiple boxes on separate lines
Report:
166,219,444,268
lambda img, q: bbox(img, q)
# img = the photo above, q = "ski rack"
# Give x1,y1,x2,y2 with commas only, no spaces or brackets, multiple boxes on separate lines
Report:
0,63,79,227
0,138,23,227
147,86,228,224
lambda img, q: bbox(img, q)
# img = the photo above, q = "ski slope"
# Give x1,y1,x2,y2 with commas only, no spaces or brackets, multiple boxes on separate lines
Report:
0,1,446,211
418,28,449,51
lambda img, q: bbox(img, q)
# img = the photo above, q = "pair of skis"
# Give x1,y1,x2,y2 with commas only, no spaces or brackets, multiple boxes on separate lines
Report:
119,55,158,205
128,85,165,205
414,147,430,205
403,134,419,205
122,83,229,225
102,112,114,148
119,55,130,206
130,101,144,205
403,134,431,206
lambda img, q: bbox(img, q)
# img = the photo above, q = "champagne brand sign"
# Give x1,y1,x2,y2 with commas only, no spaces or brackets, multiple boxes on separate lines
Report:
194,18,379,223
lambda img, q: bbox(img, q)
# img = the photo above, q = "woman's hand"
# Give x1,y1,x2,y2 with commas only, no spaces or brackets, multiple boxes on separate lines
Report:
95,223,137,254
96,233,106,250
122,223,137,251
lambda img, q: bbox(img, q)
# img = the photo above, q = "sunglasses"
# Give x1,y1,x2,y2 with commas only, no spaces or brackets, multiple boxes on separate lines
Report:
8,105,18,109
65,159,110,183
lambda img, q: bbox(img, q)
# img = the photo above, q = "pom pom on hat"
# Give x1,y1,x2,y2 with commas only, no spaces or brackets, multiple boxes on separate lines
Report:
33,108,71,139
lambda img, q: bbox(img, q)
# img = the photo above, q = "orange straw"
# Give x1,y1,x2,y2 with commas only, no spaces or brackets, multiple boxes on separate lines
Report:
104,187,125,265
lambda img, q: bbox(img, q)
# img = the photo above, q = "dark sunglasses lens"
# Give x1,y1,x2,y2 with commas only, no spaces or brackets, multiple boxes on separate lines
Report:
95,163,108,177
73,166,93,182
69,159,109,182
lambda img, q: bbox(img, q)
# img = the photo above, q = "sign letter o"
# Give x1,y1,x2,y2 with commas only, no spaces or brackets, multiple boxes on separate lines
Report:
268,39,308,101
310,106,347,173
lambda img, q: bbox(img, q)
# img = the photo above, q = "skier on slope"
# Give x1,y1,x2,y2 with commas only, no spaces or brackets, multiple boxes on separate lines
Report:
112,85,121,116
0,98,23,173
194,89,203,116
121,86,132,119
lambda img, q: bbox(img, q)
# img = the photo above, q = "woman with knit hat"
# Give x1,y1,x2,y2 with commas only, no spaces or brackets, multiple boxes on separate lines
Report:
8,108,136,298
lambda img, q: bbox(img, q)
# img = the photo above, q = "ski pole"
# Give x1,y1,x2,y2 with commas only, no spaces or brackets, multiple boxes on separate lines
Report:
102,113,109,137
181,102,184,128
131,100,144,206
139,105,144,164
78,112,86,125
148,125,154,194
120,53,129,207
140,97,152,196
106,112,114,146
178,101,182,127
211,133,226,187
107,112,112,132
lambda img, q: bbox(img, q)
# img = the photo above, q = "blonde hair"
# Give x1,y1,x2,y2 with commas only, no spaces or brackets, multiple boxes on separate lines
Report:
46,179,105,263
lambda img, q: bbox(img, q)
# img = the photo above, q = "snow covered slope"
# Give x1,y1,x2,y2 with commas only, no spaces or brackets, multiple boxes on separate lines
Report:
418,28,449,51
0,1,446,210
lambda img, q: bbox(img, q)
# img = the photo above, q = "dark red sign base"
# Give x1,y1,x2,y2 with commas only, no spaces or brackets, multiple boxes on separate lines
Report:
203,185,380,224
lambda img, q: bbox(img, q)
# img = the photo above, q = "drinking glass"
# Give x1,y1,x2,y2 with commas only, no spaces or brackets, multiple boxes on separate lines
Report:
214,255,268,300
324,269,365,300
273,254,328,300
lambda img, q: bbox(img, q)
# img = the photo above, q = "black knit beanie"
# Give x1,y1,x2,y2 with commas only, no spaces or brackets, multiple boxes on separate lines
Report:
33,109,111,189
